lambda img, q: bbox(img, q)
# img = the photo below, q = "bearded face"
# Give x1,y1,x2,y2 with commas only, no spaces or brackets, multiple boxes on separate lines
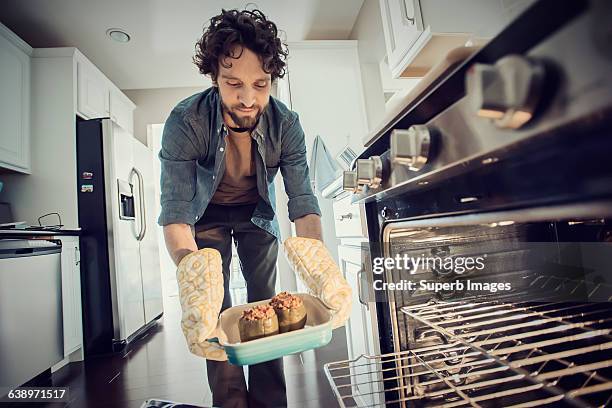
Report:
216,46,271,131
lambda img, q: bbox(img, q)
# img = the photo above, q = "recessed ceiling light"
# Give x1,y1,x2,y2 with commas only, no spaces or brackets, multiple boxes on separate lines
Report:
106,28,131,43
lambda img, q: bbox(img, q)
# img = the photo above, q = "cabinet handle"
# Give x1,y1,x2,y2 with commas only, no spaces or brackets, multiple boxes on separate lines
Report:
401,0,416,25
337,213,354,221
75,246,80,266
357,270,367,307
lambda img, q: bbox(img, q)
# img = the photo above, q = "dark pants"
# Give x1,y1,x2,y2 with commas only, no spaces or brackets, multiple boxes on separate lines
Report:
194,203,287,408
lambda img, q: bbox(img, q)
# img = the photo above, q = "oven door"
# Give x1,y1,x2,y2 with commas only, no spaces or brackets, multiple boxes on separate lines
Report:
327,201,612,407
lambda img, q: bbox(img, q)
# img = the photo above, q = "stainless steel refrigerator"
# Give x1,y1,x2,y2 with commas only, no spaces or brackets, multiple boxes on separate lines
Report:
77,118,163,357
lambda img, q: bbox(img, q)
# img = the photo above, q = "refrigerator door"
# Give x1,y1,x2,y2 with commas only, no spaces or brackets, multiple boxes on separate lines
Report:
105,121,147,341
132,140,164,324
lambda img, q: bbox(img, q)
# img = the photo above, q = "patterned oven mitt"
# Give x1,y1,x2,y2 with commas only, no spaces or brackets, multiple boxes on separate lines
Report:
176,248,227,361
283,237,352,329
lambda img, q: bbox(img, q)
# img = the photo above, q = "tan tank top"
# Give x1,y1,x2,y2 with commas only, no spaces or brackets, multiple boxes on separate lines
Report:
210,131,259,205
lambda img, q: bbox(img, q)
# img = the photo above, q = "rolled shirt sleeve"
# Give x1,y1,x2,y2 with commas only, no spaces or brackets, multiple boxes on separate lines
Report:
280,114,322,221
157,109,201,226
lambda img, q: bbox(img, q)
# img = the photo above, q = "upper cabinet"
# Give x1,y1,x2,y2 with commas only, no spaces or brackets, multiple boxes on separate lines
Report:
76,53,135,133
0,23,31,174
76,59,110,120
380,0,532,78
380,0,423,77
109,88,135,134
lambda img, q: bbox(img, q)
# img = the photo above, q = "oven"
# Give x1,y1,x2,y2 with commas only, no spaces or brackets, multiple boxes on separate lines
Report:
325,1,612,406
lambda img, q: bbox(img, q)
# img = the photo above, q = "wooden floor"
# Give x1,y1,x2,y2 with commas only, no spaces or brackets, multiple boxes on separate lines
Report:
9,295,350,408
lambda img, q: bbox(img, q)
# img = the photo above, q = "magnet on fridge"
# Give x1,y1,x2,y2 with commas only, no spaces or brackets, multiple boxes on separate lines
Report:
81,184,94,193
82,171,93,179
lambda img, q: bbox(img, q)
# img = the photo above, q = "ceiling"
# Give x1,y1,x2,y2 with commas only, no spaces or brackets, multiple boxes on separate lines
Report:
0,0,365,90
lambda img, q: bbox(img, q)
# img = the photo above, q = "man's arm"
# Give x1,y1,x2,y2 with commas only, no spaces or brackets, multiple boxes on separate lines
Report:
279,113,323,230
158,106,203,266
294,213,322,241
164,224,198,266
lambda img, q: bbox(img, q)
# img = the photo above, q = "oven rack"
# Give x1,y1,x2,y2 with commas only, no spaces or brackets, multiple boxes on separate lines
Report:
325,301,612,407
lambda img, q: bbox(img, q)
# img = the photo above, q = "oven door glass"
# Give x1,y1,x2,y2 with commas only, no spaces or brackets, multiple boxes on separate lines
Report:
367,203,612,407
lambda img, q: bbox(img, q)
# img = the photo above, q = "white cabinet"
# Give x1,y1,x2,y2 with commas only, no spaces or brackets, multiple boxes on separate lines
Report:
0,23,31,173
339,244,381,407
58,236,83,356
109,88,135,133
76,53,135,132
380,0,526,78
333,194,364,238
76,60,110,119
380,0,423,77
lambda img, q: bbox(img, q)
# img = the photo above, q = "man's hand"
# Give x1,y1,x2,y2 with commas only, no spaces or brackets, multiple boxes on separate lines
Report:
283,237,352,329
294,213,323,241
164,223,227,361
163,223,198,266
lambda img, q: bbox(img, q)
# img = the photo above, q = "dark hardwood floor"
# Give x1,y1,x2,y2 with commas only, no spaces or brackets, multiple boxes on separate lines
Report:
2,295,351,408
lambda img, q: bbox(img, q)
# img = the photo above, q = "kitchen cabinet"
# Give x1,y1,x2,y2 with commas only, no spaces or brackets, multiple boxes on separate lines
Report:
333,194,364,238
0,22,31,173
109,88,135,133
0,47,135,230
380,0,529,78
339,243,382,407
76,54,135,133
332,188,383,406
379,0,423,77
58,235,83,357
76,59,110,120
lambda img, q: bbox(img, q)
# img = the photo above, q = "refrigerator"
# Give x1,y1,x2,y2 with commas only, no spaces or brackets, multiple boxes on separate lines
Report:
76,118,163,357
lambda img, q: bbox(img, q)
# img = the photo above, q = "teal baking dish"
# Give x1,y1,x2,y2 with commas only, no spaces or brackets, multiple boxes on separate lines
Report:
208,293,333,366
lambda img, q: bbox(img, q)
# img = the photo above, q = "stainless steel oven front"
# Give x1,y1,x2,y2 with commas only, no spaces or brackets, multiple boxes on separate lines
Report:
325,1,612,407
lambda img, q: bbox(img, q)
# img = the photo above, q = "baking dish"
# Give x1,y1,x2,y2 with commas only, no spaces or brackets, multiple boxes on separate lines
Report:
207,293,332,366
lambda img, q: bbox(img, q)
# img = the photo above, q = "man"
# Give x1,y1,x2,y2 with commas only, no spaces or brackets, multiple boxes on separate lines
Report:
158,9,323,408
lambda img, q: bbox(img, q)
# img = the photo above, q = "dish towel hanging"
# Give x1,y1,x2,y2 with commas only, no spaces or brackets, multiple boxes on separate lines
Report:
309,135,342,193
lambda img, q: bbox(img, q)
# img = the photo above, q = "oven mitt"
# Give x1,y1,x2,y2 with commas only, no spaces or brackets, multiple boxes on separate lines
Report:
176,248,227,361
283,237,352,329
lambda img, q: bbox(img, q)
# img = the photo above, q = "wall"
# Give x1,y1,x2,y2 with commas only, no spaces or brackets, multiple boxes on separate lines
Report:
282,41,369,266
124,85,211,146
348,0,387,133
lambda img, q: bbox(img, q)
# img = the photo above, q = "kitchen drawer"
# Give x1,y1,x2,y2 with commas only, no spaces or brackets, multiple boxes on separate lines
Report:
333,194,363,238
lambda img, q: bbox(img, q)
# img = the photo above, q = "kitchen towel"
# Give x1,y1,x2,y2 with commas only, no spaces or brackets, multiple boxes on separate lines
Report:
309,135,342,193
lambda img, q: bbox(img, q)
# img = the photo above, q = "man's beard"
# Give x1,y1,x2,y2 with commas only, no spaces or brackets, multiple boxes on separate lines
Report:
221,99,264,131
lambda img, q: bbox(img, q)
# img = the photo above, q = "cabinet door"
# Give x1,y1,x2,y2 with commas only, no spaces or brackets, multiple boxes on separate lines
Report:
380,0,423,77
109,89,135,134
333,194,363,238
0,27,30,173
77,61,110,119
59,236,83,356
342,253,377,407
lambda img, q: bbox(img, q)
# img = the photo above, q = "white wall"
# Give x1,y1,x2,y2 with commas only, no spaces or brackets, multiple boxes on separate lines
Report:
283,41,369,265
124,85,211,146
348,0,387,133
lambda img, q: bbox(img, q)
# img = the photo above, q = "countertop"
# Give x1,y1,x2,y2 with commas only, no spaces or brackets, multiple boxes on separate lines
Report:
0,228,82,239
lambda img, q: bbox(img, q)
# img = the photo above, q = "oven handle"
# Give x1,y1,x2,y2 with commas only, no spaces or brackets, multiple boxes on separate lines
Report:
357,270,367,307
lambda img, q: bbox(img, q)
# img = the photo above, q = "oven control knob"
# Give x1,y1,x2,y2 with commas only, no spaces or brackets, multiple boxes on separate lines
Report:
356,156,383,189
390,125,432,171
342,171,361,193
466,55,545,129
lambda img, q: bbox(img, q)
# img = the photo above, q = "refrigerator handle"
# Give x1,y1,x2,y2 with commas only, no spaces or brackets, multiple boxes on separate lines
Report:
129,167,147,241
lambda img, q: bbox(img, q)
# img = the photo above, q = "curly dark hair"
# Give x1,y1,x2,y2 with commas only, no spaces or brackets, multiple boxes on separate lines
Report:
193,9,288,83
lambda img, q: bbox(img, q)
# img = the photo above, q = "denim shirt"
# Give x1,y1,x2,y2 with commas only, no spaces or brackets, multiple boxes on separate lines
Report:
157,87,321,240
